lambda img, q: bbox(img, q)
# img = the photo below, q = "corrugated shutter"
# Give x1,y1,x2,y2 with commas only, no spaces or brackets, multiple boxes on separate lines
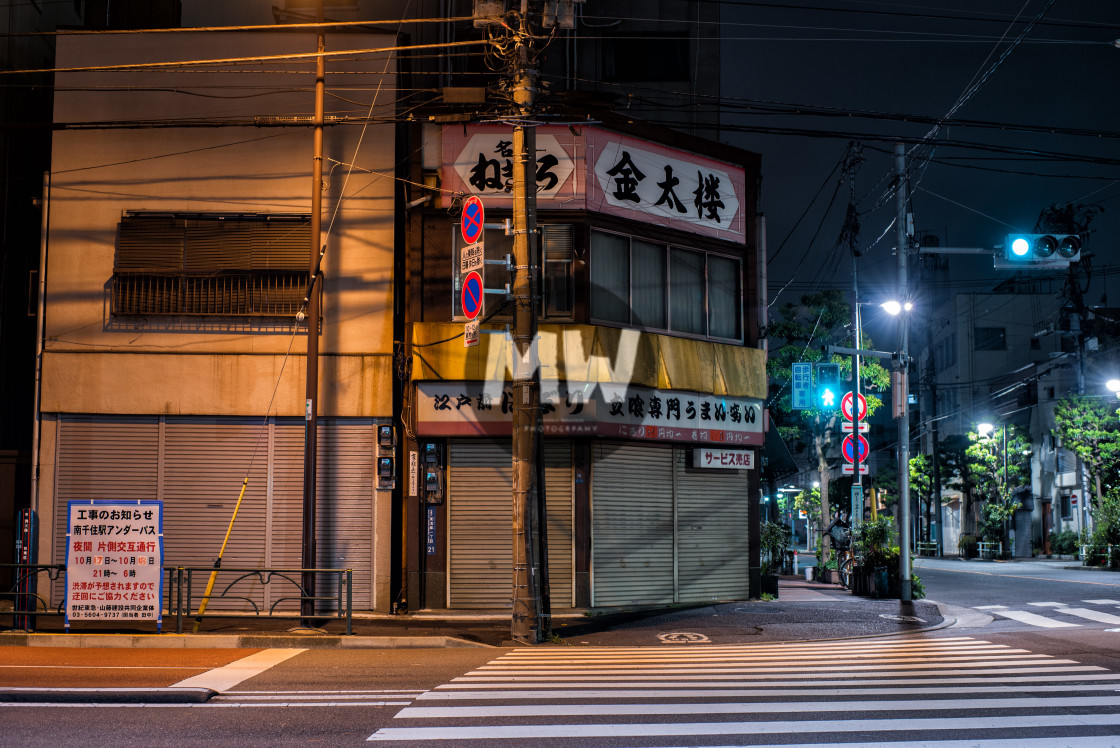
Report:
447,439,574,609
674,449,749,602
448,440,512,609
544,440,574,608
53,417,161,602
590,442,674,607
54,416,375,614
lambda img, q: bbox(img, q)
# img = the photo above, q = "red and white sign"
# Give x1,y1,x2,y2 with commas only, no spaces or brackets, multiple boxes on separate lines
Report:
460,270,484,321
460,196,485,245
841,391,868,422
693,447,755,470
843,463,870,475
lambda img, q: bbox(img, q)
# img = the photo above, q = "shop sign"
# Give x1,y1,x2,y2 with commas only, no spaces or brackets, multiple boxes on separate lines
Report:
65,499,163,628
450,131,575,200
415,381,763,446
693,447,755,469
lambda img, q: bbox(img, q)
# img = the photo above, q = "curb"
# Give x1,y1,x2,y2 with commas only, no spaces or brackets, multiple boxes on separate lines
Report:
0,633,493,649
0,687,215,704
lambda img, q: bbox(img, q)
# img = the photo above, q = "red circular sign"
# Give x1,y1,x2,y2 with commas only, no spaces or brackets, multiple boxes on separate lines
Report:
461,196,485,245
460,270,484,321
842,434,870,463
841,391,868,422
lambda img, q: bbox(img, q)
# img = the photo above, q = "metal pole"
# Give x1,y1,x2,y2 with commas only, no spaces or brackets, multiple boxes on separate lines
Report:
895,143,912,602
510,4,543,643
301,3,326,624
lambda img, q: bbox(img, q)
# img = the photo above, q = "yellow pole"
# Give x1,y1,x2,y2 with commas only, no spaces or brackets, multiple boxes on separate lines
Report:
192,477,249,633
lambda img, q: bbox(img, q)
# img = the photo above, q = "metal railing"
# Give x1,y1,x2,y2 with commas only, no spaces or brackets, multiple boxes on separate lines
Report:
2,563,352,634
1080,544,1120,568
915,542,940,557
977,541,1002,559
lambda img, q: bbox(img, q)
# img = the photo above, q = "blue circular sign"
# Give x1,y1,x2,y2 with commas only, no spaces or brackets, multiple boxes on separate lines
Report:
461,270,483,321
842,434,869,463
461,196,485,245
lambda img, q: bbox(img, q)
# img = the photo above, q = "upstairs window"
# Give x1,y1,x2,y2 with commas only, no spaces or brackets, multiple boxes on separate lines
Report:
112,213,309,317
590,230,742,342
974,326,1007,351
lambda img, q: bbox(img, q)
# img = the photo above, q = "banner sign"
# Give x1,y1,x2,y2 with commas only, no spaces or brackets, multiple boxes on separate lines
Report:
65,499,163,629
693,447,755,470
416,381,763,446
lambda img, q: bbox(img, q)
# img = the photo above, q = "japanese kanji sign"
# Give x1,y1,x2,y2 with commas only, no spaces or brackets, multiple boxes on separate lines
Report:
791,362,812,410
450,131,574,200
692,447,755,470
415,381,763,446
65,499,163,627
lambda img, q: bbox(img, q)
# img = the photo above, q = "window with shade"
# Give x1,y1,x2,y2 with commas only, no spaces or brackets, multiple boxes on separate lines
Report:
112,213,310,317
590,230,742,342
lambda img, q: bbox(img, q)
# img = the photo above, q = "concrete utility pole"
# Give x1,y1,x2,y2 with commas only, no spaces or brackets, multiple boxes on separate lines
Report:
895,143,912,603
301,1,326,624
509,3,547,644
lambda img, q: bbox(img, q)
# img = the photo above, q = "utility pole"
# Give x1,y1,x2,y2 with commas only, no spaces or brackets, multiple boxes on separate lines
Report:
301,0,326,624
509,2,546,644
895,143,912,603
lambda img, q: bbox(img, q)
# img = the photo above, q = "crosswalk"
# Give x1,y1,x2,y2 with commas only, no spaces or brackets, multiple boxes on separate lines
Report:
977,598,1120,628
367,636,1120,745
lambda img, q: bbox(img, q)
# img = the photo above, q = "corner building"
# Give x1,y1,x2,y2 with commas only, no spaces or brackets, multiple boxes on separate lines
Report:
405,121,766,610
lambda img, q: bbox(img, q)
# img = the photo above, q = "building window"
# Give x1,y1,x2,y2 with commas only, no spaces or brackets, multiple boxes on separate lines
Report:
453,222,574,321
590,230,742,342
1060,493,1072,521
112,213,309,317
933,332,956,371
974,327,1007,350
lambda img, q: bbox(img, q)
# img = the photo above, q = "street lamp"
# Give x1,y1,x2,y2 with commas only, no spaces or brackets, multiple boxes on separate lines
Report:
1107,379,1120,399
882,297,914,601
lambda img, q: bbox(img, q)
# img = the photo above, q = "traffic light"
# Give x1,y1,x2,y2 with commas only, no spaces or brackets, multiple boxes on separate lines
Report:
815,362,841,411
999,233,1081,268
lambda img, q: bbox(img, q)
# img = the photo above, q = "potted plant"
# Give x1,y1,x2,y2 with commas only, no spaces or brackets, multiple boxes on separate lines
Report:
854,515,895,598
760,521,792,597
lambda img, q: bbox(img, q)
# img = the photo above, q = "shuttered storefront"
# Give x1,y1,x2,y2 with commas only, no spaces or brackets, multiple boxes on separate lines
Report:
590,442,675,607
53,416,377,611
591,442,749,607
447,439,573,609
674,449,750,602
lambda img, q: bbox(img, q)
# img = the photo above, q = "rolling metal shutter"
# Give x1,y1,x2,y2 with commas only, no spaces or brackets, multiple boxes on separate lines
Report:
674,449,750,602
447,439,573,609
590,442,674,607
53,416,375,613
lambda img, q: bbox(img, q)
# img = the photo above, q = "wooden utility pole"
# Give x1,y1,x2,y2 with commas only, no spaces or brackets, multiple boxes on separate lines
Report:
301,2,326,624
509,3,546,644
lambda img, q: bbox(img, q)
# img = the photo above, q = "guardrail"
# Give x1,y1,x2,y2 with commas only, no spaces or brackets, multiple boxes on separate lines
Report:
2,564,352,634
915,542,940,557
1080,544,1120,568
977,541,1002,560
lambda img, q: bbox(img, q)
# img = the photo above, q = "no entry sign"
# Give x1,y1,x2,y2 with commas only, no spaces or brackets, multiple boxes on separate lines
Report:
461,196,485,245
460,270,484,321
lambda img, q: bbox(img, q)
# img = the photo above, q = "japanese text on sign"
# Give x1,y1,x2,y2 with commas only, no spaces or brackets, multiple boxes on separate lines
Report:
66,500,163,625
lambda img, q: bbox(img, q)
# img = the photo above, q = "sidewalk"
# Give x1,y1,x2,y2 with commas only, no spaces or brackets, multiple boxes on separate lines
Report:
0,576,946,650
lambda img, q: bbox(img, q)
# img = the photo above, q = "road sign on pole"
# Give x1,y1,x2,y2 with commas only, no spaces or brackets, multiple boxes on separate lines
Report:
841,391,868,422
842,433,869,463
464,319,479,348
460,241,484,275
460,270,484,321
461,196,485,245
842,463,870,475
792,362,811,410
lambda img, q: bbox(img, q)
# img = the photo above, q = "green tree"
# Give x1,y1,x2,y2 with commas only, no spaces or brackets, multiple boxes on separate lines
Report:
1053,395,1120,509
767,289,890,564
963,425,1031,551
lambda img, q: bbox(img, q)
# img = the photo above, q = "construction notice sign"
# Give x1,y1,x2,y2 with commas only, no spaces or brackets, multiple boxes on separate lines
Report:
65,499,164,628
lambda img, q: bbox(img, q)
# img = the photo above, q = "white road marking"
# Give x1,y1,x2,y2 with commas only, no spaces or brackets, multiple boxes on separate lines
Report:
169,648,305,691
1084,599,1120,605
367,714,1120,741
1054,607,1120,625
1027,601,1068,607
986,609,1080,628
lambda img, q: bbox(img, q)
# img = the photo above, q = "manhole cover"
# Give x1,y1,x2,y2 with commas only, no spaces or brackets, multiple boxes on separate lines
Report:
658,632,711,643
880,614,926,623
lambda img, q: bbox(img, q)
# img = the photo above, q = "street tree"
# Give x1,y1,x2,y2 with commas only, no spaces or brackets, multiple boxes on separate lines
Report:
964,425,1031,552
767,289,890,564
1052,395,1120,510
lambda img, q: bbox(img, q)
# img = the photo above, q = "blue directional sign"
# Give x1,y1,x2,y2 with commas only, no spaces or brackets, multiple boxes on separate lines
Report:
460,270,484,321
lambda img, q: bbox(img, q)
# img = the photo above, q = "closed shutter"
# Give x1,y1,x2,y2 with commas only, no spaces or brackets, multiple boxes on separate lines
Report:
448,440,512,609
591,442,674,607
163,419,271,611
447,439,574,609
53,417,161,602
674,449,749,602
544,440,574,608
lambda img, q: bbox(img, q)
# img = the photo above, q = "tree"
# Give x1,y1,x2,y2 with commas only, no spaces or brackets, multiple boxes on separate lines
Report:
1053,395,1120,510
963,425,1031,551
767,289,891,564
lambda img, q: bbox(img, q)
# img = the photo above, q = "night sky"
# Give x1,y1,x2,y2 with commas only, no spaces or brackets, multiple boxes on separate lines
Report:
717,0,1120,322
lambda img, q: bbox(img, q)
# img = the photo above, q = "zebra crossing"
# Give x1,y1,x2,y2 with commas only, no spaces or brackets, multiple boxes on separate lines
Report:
977,598,1120,628
366,636,1120,745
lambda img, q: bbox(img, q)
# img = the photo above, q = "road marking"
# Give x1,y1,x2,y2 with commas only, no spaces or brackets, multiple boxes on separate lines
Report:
170,649,305,691
974,605,1008,610
1085,599,1120,605
438,673,1120,689
1056,607,1120,625
986,609,1079,628
1027,601,1068,607
368,714,1120,741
